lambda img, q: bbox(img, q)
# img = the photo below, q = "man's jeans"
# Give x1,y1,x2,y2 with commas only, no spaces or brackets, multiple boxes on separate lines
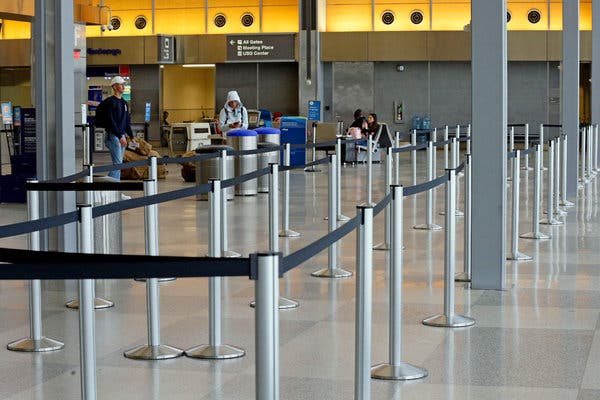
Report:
105,134,125,180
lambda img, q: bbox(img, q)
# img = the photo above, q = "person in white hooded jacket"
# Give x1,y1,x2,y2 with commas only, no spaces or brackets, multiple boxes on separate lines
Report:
218,90,249,133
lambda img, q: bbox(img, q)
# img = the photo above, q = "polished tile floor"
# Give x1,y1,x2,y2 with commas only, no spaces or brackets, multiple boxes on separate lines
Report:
0,149,599,399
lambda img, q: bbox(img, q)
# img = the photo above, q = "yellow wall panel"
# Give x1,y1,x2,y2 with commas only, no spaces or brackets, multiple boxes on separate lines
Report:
507,2,548,31
155,8,205,35
262,6,299,32
549,2,562,30
326,5,372,32
431,2,470,31
373,4,429,31
580,3,591,31
263,0,297,5
208,0,258,7
162,64,216,122
206,7,260,34
98,9,153,37
1,20,31,39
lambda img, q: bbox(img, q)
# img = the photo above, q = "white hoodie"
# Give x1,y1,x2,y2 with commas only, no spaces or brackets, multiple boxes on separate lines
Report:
218,90,249,133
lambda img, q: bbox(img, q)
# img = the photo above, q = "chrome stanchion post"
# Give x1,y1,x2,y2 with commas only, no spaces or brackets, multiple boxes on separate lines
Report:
124,180,183,360
560,135,575,207
355,205,373,399
452,137,464,216
7,183,64,352
411,129,417,185
374,148,393,250
444,125,449,169
254,253,280,400
312,155,352,278
455,153,472,282
394,132,401,185
414,140,442,231
83,124,91,167
185,179,245,359
220,149,241,257
251,164,299,309
507,151,532,261
508,127,515,180
588,126,594,177
78,204,97,400
595,124,599,172
432,128,438,177
423,170,475,328
523,124,532,170
366,136,374,205
304,122,321,172
554,140,567,215
540,140,563,226
336,138,349,221
279,143,300,237
521,144,551,239
371,186,428,381
539,124,547,171
580,127,587,186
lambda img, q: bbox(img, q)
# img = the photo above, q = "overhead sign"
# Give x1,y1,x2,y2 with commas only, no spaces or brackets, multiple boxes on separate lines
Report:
227,34,295,62
307,100,321,121
1,102,12,125
88,48,122,56
158,35,175,64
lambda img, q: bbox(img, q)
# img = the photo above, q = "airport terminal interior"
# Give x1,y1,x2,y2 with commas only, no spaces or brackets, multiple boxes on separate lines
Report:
1,1,600,399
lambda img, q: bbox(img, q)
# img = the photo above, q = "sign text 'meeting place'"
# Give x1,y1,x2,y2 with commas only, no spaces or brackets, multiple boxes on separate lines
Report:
226,34,295,62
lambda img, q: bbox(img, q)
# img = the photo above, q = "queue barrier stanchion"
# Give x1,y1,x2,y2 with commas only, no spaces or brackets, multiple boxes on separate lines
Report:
374,147,392,251
251,164,299,309
365,136,374,206
595,124,599,172
455,153,472,282
279,143,301,238
78,204,98,400
507,151,532,261
312,154,352,278
540,140,564,226
124,179,184,360
185,179,245,359
588,126,595,178
539,124,547,171
444,125,449,170
579,128,587,187
560,135,575,207
304,122,321,173
355,205,373,399
394,132,401,185
521,144,551,240
254,253,280,400
508,127,515,181
553,139,567,216
83,124,91,167
336,138,350,221
455,125,463,177
220,150,241,258
136,157,177,282
432,128,438,178
466,124,471,155
422,169,475,328
411,130,417,186
522,123,532,170
7,181,65,353
371,185,428,381
439,138,464,217
414,140,442,231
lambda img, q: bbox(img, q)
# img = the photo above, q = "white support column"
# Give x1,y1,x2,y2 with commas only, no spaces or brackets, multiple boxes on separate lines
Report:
471,0,507,290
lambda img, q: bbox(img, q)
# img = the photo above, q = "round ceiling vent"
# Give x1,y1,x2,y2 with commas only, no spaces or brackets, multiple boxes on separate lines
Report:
241,13,254,27
381,10,395,25
527,9,541,24
134,15,147,30
214,13,227,28
506,11,512,23
110,17,121,30
410,10,424,25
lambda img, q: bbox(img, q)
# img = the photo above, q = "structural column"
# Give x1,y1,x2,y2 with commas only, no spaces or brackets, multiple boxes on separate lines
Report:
593,0,600,125
563,0,580,197
34,0,77,252
471,0,507,290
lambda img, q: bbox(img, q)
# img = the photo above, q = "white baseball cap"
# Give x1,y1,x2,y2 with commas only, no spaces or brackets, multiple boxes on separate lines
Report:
110,76,126,85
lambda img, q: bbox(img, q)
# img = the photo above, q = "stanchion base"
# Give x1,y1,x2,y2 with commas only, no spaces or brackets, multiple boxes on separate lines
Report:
359,202,376,207
304,167,322,173
373,242,389,251
257,189,269,194
184,344,245,360
413,223,443,231
134,278,176,282
540,218,564,226
337,214,350,222
507,251,533,261
249,296,300,310
279,229,301,238
66,297,114,310
422,314,475,328
7,337,64,352
521,166,534,171
439,210,464,217
560,200,575,207
520,231,551,240
124,344,184,360
311,267,353,278
554,208,568,216
371,362,428,381
454,272,471,282
222,250,242,258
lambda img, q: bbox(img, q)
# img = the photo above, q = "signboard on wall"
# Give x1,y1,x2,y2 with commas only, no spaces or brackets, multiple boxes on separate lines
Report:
20,108,36,154
307,100,321,121
1,102,12,125
226,34,295,62
158,35,175,64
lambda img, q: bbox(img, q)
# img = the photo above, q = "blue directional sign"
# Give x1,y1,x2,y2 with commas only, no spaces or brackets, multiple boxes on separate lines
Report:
307,100,321,121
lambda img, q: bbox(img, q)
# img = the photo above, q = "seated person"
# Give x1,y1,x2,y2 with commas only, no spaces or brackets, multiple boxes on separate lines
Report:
349,109,367,130
362,113,379,137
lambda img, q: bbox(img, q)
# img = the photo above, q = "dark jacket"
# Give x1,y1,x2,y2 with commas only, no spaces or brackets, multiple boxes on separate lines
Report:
99,96,133,139
363,122,380,136
349,116,366,129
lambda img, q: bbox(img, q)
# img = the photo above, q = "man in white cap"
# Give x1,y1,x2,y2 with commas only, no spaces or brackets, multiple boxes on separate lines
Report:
95,76,133,179
218,90,248,133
